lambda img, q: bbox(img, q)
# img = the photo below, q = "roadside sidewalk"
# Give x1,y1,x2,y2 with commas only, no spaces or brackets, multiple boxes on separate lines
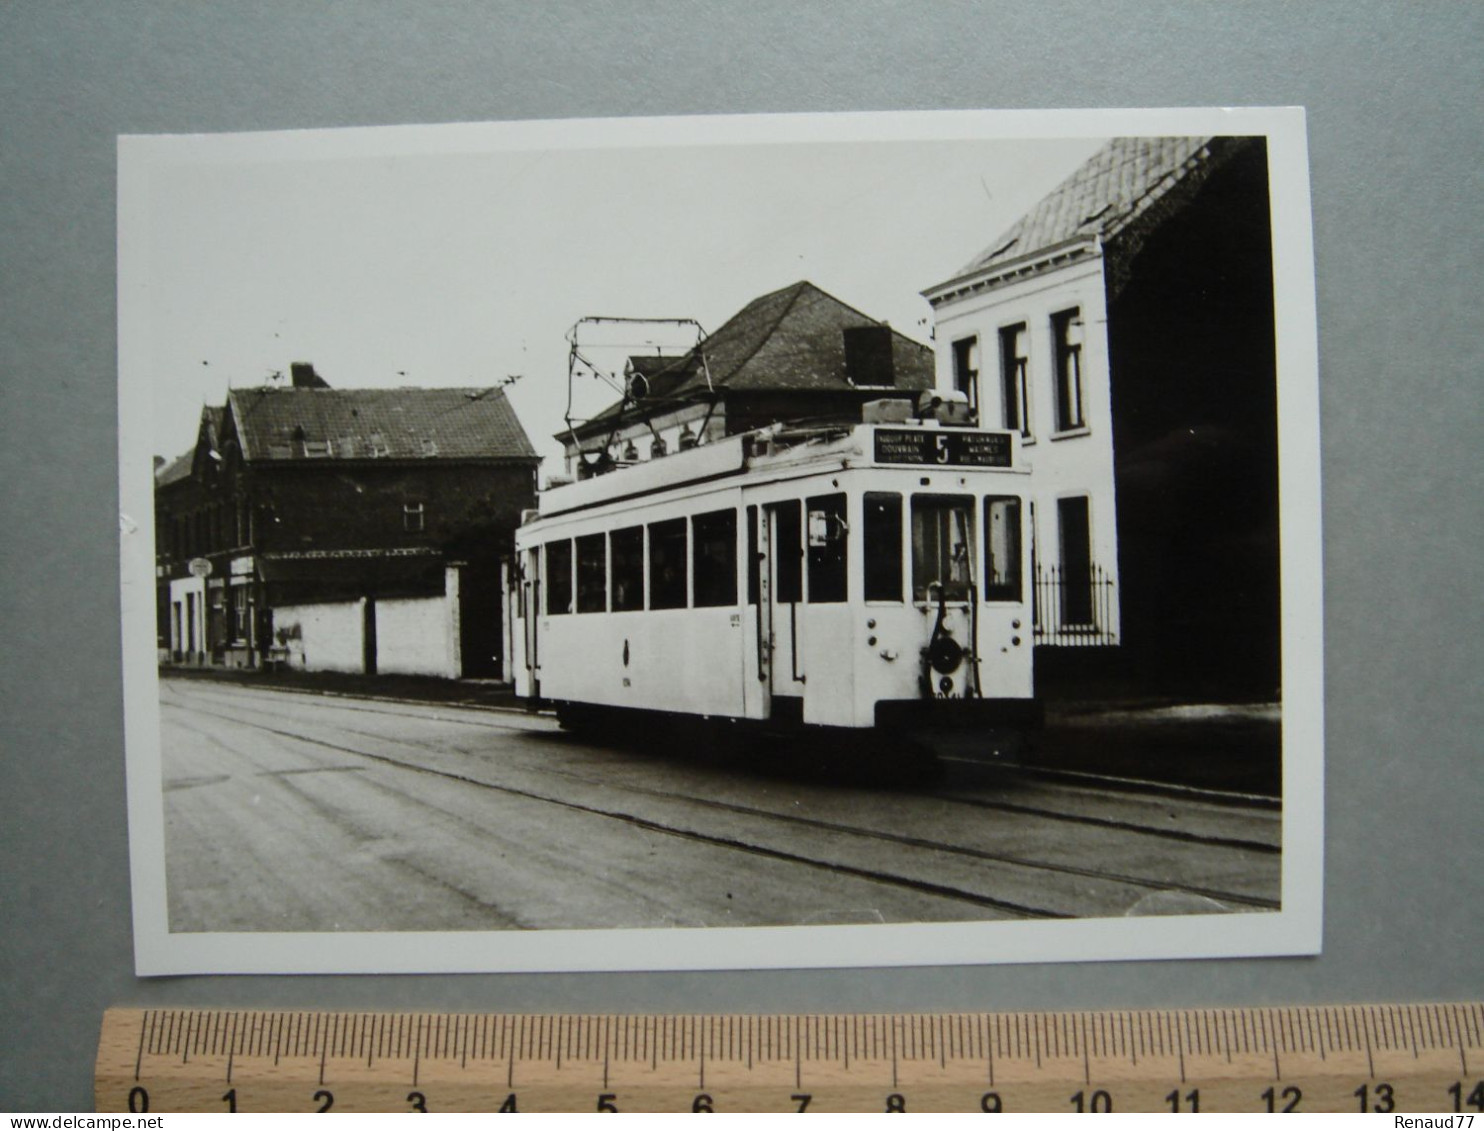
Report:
157,665,1281,796
158,664,529,713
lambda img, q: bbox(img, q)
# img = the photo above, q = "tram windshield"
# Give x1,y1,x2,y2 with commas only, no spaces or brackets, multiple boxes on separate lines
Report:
912,494,974,602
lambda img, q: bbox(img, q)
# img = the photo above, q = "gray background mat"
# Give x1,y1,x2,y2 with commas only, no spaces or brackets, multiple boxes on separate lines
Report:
1,1,1479,1111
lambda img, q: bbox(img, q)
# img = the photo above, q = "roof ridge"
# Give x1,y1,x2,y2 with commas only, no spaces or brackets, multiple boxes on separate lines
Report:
703,279,810,390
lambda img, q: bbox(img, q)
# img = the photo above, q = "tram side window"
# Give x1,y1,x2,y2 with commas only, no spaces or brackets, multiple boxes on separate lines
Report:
692,509,737,607
774,500,803,604
806,493,848,604
610,526,645,611
912,495,974,602
982,497,1022,601
576,532,607,613
545,539,573,615
648,517,688,609
863,492,903,602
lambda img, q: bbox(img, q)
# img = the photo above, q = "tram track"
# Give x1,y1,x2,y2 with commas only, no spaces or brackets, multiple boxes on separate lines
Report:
181,683,1280,855
166,699,1060,919
168,681,1278,811
920,791,1279,856
166,690,1280,918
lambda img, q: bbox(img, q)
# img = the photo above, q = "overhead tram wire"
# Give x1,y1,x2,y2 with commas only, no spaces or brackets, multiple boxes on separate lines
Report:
562,316,712,475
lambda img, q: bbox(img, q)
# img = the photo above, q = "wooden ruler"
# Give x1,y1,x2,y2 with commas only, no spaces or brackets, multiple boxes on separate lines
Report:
97,1004,1483,1114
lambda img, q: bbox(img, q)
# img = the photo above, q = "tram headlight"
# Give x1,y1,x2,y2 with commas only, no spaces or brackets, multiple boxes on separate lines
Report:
939,676,954,694
926,633,964,674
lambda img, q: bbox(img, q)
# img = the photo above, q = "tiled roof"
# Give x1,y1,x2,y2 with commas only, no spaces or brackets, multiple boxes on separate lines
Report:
575,281,933,436
958,136,1247,276
228,386,538,463
155,450,194,486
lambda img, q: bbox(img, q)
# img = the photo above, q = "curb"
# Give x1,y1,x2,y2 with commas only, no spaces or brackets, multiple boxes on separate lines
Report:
162,674,553,720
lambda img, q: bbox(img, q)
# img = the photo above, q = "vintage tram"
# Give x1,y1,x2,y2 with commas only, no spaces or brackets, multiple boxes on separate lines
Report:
509,417,1040,763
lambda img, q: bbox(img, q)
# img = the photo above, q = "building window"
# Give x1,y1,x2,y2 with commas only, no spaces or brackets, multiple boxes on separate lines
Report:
231,584,250,643
403,502,425,532
998,323,1030,437
982,496,1022,601
1052,308,1086,431
1057,496,1094,625
647,518,687,609
863,492,903,602
951,337,978,415
912,494,973,603
610,526,645,611
692,509,737,607
545,539,573,615
806,493,848,603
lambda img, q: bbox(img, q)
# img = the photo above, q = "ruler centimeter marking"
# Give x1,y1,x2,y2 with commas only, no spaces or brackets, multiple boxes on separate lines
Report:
98,1004,1484,1114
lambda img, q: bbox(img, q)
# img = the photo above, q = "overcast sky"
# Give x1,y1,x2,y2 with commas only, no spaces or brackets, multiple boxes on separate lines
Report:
130,121,1103,478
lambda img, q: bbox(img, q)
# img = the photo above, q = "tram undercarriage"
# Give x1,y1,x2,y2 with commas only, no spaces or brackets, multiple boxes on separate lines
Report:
548,694,1042,782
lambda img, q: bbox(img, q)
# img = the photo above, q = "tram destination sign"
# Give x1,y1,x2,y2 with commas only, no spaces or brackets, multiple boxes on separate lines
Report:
873,427,1012,468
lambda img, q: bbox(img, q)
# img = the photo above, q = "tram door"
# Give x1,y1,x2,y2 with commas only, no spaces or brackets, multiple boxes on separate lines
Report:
521,547,541,698
764,500,806,722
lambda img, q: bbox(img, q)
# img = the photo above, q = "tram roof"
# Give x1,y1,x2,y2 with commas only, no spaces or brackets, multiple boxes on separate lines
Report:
533,422,1018,520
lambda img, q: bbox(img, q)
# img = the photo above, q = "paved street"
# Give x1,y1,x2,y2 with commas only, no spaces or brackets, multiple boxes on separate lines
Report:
160,678,1281,933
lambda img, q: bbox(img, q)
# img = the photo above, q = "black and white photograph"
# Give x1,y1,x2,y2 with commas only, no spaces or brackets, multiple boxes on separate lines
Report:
117,108,1322,974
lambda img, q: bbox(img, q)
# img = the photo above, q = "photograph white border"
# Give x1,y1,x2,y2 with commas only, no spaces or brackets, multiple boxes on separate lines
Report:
119,106,1322,975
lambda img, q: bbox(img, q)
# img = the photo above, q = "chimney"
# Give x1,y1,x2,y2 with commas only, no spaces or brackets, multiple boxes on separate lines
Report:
843,325,895,387
290,362,330,389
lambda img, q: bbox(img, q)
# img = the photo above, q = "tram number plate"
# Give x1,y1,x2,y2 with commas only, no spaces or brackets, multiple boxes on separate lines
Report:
874,428,1011,467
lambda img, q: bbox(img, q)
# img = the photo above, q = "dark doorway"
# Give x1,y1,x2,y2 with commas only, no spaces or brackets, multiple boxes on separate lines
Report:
459,561,504,678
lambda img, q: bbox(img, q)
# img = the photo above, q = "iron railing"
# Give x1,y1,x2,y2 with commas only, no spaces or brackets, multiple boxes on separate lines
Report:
1032,560,1118,646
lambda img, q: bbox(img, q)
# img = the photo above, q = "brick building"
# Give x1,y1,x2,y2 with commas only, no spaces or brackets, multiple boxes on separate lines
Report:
156,364,540,679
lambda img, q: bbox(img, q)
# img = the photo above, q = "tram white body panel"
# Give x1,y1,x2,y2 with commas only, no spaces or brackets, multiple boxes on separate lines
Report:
510,424,1036,735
